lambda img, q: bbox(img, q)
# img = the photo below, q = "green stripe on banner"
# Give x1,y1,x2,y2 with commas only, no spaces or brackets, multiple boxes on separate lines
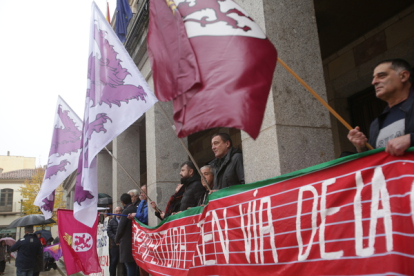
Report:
135,146,414,229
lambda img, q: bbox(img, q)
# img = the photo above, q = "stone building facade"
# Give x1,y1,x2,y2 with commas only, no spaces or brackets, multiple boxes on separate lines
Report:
64,1,414,227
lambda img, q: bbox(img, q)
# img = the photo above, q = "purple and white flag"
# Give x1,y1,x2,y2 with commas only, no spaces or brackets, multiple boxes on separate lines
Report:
74,2,158,227
34,96,82,219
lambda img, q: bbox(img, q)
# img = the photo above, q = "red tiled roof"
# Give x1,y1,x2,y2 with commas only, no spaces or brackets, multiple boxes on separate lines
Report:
0,169,38,180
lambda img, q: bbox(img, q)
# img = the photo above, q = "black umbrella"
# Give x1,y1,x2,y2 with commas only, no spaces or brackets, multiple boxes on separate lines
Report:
98,193,112,207
7,214,55,228
34,230,52,241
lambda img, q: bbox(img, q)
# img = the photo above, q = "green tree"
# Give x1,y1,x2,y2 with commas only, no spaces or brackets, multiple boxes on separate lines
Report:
19,167,66,225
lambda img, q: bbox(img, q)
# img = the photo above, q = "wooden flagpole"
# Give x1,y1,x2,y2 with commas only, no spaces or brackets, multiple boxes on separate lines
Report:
156,102,212,192
277,57,374,150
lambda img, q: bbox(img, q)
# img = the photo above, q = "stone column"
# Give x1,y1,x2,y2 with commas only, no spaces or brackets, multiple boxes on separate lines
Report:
146,100,188,227
112,123,141,208
97,151,112,198
241,0,335,182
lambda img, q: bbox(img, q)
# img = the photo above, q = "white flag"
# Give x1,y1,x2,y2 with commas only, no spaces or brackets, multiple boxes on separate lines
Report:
34,96,82,219
73,2,158,227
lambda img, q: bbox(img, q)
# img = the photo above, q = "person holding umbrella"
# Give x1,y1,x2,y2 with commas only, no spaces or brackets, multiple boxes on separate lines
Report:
0,237,15,266
10,226,43,276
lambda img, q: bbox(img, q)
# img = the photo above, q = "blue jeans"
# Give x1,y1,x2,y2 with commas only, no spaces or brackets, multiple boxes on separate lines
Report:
124,262,137,276
16,268,34,276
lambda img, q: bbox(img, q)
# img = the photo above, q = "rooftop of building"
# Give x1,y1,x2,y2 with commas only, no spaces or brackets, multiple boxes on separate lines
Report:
0,169,38,180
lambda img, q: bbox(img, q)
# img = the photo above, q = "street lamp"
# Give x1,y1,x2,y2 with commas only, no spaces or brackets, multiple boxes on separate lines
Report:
19,199,23,239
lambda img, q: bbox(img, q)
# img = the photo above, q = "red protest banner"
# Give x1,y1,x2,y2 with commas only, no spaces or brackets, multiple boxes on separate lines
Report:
132,149,414,276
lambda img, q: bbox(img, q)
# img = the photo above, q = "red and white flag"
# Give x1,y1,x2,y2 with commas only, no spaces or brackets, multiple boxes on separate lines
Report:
34,96,82,219
58,209,101,275
148,0,277,139
147,0,201,102
73,2,158,227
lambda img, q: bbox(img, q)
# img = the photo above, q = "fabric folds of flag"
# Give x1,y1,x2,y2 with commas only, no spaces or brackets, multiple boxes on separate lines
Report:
44,243,63,261
58,209,101,275
73,2,157,227
147,0,201,103
34,96,82,219
115,0,133,42
148,0,277,140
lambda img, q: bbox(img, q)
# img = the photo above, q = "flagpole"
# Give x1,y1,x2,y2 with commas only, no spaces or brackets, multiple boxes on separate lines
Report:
277,57,374,151
156,102,212,192
104,147,162,213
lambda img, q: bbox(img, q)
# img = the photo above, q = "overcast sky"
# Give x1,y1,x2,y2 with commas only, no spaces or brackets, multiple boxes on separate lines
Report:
0,0,116,166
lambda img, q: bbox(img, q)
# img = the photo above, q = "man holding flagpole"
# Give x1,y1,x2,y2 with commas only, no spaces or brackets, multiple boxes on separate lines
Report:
348,59,414,156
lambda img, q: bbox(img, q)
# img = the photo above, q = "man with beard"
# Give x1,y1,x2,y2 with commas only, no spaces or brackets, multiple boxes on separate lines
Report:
179,161,206,211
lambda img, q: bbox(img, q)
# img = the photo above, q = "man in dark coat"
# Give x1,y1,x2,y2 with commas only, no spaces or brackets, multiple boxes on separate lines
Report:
10,226,43,276
107,206,123,276
115,194,138,276
179,161,206,211
210,133,245,190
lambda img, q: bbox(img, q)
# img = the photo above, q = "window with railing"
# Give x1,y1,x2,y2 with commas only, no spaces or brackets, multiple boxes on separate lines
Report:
0,188,13,212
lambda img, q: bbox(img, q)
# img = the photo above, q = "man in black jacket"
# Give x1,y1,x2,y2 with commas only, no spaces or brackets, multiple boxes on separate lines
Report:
10,226,43,276
210,133,245,190
115,194,138,276
107,206,123,276
348,59,414,156
179,161,206,211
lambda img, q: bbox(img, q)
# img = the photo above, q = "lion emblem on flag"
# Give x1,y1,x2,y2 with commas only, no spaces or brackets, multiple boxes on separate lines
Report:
72,233,93,252
175,0,266,38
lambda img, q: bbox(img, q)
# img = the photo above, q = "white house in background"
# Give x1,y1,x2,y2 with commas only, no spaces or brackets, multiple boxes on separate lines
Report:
0,153,61,240
0,169,37,239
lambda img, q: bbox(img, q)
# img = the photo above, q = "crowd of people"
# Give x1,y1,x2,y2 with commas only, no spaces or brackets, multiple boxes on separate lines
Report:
106,132,246,276
148,133,245,219
106,58,414,276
